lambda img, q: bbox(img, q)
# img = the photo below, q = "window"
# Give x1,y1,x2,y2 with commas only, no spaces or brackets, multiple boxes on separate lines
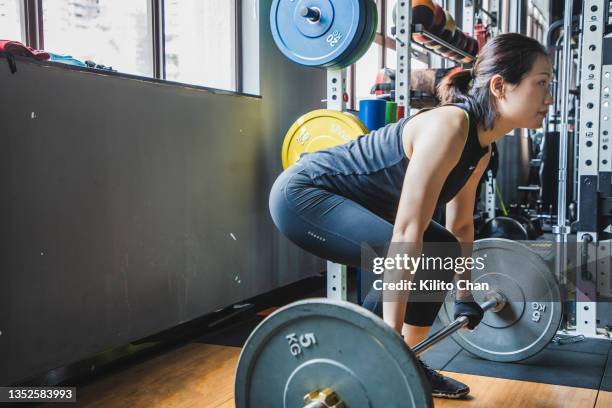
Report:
355,43,382,103
42,0,154,77
164,0,236,90
33,1,240,91
0,0,24,42
385,0,394,38
527,1,546,43
501,0,510,33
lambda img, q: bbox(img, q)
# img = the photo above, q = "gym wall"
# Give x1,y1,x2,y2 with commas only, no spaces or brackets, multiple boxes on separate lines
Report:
0,0,325,385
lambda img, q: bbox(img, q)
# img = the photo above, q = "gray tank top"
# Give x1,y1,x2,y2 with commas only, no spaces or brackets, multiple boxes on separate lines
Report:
297,103,490,223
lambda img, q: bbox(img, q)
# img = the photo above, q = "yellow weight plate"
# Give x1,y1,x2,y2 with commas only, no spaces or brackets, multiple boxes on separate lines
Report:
281,109,368,169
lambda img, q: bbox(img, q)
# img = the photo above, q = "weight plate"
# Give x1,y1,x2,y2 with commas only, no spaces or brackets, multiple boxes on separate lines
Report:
281,109,368,169
435,10,456,53
235,298,433,408
270,0,367,68
293,0,334,38
335,0,378,68
438,238,563,362
477,216,529,240
423,4,446,47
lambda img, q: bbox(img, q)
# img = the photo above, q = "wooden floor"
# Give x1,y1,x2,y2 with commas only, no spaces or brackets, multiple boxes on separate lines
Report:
595,391,612,408
52,342,609,408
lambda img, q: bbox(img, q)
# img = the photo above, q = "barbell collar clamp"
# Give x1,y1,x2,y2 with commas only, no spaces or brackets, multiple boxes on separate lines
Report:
303,388,345,408
304,402,327,408
483,291,507,313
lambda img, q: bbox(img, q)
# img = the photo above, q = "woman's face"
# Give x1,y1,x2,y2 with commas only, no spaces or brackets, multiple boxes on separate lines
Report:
496,55,554,129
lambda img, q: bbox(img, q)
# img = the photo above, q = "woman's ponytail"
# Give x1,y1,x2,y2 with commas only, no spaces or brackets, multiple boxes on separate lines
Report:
437,68,472,104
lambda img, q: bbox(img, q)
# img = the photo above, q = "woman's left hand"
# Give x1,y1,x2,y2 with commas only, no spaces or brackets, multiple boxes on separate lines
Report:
453,298,484,330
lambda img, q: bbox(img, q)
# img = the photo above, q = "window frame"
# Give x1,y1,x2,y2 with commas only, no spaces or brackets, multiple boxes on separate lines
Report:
23,0,43,49
19,0,243,93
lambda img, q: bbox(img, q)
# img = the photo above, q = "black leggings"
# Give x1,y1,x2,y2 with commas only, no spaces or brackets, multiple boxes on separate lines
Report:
269,163,459,327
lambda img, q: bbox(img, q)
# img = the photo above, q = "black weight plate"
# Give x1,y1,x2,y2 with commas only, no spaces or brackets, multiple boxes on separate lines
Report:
235,298,433,408
438,238,563,362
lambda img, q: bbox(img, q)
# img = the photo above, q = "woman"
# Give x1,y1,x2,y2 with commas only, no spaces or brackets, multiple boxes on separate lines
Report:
269,33,552,399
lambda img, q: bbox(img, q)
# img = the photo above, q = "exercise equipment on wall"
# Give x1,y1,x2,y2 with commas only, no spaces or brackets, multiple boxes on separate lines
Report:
436,10,457,53
409,0,436,44
274,0,478,71
419,3,445,47
405,2,477,65
270,0,378,69
442,28,465,59
358,99,387,131
235,239,562,407
385,101,398,124
335,0,378,68
281,109,368,169
370,67,457,109
474,18,490,50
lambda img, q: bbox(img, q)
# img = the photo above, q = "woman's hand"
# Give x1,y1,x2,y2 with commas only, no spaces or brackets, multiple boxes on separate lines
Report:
455,288,475,301
453,298,484,330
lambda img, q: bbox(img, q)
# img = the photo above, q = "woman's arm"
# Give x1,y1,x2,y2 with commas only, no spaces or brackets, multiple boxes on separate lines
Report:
445,149,491,299
445,149,491,235
383,106,469,332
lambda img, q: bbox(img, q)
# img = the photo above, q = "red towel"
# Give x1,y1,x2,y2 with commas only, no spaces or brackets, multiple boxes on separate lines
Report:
0,39,50,60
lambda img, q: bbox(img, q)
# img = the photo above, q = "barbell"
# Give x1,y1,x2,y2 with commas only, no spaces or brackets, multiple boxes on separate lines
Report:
235,238,563,407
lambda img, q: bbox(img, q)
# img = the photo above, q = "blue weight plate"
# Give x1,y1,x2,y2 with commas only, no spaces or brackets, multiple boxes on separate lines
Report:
293,0,334,37
301,0,368,69
334,0,377,68
270,0,367,67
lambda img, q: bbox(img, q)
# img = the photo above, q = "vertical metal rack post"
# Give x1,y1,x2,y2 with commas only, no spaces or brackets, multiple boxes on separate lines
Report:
463,0,475,36
573,0,606,337
396,1,412,115
326,69,349,300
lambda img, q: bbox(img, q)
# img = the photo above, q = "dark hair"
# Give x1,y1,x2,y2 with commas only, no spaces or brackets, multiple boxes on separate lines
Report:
437,33,549,130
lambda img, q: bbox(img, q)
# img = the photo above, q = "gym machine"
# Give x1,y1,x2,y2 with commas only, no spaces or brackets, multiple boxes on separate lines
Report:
569,0,612,337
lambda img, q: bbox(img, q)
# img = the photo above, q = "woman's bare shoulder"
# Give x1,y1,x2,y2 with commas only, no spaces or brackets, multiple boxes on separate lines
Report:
403,105,470,157
419,105,469,132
